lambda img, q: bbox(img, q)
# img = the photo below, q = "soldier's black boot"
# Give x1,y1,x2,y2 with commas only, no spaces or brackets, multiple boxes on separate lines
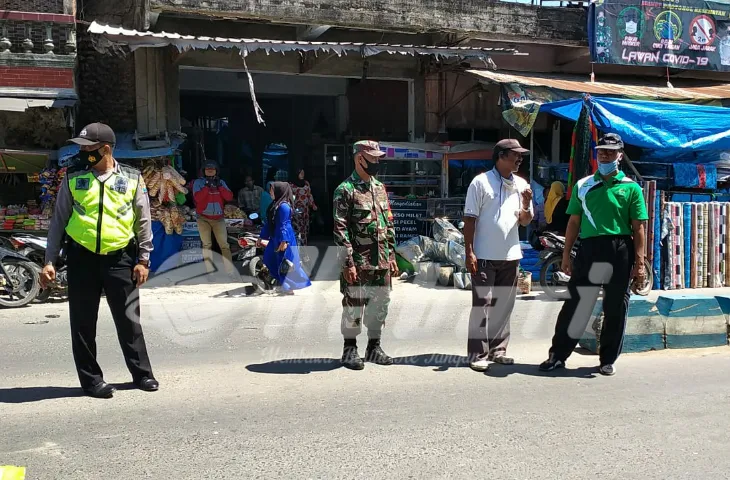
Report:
365,338,393,365
341,340,364,370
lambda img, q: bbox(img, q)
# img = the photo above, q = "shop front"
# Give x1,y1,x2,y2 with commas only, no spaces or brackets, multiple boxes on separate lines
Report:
87,21,523,239
0,90,77,240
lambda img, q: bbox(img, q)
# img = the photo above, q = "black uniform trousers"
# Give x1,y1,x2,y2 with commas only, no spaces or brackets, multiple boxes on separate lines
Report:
66,240,154,389
549,235,634,366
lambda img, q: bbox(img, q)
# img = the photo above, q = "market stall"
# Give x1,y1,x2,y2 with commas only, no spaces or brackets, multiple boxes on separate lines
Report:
0,148,56,236
535,95,730,291
378,142,493,240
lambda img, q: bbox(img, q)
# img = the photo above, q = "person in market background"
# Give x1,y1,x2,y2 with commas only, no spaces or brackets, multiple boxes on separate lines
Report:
190,161,236,278
333,140,399,371
539,133,647,377
289,168,318,247
257,181,311,295
41,122,158,399
259,167,279,225
237,174,264,216
542,181,570,235
463,138,533,372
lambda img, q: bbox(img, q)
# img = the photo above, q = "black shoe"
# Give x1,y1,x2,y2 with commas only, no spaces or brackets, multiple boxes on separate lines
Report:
341,346,365,370
83,381,116,399
539,354,566,372
365,343,394,365
599,364,616,376
136,377,160,392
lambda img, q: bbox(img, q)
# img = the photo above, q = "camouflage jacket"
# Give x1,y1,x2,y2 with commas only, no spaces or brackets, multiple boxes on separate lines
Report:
333,171,396,271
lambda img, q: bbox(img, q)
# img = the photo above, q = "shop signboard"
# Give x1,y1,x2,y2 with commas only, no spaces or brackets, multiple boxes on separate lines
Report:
589,0,730,72
389,198,428,244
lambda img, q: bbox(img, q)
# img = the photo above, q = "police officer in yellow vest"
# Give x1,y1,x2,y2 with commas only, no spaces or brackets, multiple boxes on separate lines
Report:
41,123,158,399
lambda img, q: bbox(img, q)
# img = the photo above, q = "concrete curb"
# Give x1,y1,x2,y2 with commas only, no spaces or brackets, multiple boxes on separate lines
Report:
580,293,730,354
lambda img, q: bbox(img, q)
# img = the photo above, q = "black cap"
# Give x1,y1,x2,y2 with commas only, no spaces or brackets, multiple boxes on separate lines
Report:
69,123,116,146
495,138,530,154
595,133,624,150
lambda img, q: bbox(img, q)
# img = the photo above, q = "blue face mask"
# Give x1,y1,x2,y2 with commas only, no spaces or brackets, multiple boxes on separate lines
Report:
597,160,619,175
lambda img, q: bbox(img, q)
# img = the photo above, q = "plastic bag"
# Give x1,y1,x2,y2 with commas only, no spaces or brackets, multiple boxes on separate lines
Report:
433,218,464,244
453,272,472,290
396,237,425,264
422,237,448,263
446,241,466,269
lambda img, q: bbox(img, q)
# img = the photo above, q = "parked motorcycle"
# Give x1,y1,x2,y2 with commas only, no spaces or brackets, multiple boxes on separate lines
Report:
9,234,68,302
0,245,41,308
234,213,275,292
537,231,652,300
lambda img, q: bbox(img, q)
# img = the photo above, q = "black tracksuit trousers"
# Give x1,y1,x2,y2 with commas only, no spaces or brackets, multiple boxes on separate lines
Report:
66,241,154,389
549,235,635,366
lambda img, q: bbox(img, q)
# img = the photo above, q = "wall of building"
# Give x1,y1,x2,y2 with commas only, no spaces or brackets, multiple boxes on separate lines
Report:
150,0,587,46
3,0,65,13
75,0,148,132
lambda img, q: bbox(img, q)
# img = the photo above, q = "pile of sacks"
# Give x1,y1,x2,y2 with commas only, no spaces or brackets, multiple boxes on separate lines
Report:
395,218,472,289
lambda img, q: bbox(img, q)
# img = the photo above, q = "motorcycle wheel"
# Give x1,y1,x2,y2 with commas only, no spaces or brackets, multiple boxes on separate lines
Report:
0,259,41,308
248,256,273,291
539,256,571,300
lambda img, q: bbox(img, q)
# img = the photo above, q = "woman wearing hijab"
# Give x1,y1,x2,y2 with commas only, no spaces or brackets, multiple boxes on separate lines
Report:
290,168,318,246
543,181,570,235
259,181,311,294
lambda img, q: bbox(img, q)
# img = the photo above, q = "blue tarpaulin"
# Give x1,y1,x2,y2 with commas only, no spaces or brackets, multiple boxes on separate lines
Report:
58,133,184,166
540,97,730,153
150,221,183,273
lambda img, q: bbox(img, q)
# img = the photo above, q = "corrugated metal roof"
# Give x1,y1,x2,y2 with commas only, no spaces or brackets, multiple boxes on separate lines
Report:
466,69,730,100
89,22,520,58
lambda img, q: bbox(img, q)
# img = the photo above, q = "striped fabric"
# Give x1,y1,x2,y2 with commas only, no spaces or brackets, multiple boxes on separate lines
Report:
683,203,692,289
664,203,674,290
707,203,717,288
671,203,683,289
691,203,698,288
646,181,656,268
713,203,722,287
725,205,730,286
697,204,705,288
702,203,711,288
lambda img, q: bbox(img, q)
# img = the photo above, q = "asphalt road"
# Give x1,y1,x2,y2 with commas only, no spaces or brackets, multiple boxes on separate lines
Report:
2,279,730,479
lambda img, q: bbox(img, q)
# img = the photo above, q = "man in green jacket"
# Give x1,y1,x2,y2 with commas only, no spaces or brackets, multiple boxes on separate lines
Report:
540,133,648,376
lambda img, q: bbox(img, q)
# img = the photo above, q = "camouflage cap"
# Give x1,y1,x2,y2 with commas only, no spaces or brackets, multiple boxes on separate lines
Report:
353,140,386,157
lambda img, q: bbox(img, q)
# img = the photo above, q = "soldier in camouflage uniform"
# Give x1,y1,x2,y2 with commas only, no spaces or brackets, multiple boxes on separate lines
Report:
333,140,400,370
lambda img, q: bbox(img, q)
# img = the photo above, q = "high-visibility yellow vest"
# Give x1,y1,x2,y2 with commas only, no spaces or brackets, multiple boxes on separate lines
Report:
65,164,140,255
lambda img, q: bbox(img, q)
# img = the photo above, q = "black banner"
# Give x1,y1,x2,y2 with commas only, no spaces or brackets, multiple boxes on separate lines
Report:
389,199,428,244
589,0,730,72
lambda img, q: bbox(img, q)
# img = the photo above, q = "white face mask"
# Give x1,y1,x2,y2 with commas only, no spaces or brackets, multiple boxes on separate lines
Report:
625,20,638,34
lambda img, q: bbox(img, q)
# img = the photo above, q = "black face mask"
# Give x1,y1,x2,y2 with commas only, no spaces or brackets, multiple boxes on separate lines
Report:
362,158,380,177
85,148,104,166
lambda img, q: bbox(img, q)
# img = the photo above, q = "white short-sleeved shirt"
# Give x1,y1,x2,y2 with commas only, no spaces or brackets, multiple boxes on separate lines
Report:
464,169,533,261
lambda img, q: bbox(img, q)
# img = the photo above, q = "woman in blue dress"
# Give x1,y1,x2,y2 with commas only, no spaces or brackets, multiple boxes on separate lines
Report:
259,182,311,293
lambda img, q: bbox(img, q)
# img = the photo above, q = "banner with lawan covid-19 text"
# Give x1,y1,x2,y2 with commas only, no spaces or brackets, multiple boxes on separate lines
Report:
589,0,730,72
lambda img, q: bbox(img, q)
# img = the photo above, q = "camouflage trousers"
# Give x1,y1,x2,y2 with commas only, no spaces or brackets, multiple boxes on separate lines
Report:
340,269,391,340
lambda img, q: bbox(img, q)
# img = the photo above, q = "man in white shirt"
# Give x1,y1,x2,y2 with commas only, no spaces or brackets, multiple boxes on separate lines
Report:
462,139,534,372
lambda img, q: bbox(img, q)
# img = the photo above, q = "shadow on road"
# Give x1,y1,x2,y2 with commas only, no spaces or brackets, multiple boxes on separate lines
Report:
484,363,598,379
246,358,342,374
391,354,470,371
0,386,82,403
246,353,470,374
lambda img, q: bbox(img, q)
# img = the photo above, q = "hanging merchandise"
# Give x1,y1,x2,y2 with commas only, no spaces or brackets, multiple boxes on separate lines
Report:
566,102,598,199
143,163,188,204
150,200,186,235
